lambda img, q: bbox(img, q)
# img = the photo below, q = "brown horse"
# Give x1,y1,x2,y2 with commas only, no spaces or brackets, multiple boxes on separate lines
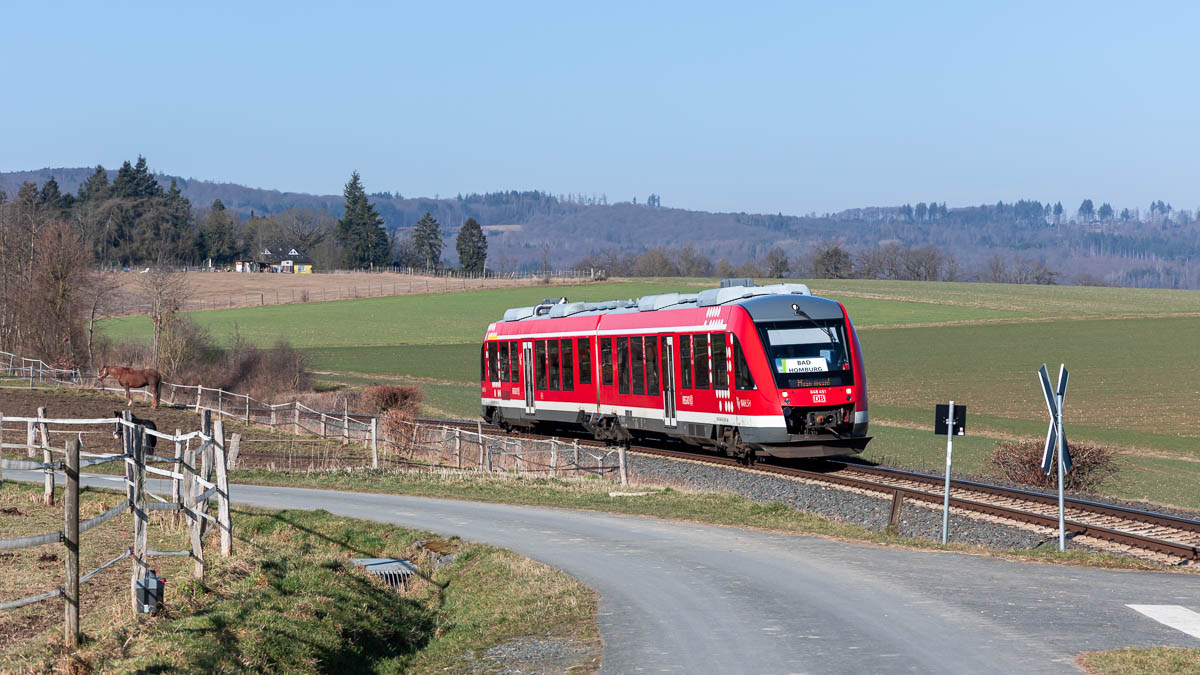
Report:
97,365,162,409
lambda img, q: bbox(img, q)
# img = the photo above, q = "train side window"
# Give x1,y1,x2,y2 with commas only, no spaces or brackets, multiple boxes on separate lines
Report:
646,336,659,395
600,338,613,386
511,342,521,382
631,336,645,395
693,334,710,389
562,339,574,391
480,345,486,381
535,340,547,390
712,334,728,389
488,342,500,382
679,334,692,389
548,339,561,391
733,336,757,390
577,338,591,385
617,337,630,394
498,341,509,383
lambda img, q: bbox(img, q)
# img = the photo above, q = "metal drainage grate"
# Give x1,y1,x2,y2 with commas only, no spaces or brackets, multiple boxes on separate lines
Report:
351,558,418,589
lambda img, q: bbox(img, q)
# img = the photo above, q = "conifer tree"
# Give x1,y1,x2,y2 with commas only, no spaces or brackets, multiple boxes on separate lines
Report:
412,212,443,271
336,171,389,268
455,217,488,274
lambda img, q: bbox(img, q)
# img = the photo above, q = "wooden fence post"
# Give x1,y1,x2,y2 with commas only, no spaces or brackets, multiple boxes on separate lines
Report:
38,407,53,506
572,439,580,472
199,432,213,539
214,420,232,556
342,400,349,446
888,490,905,531
476,422,484,471
228,433,241,470
129,427,147,615
0,412,4,489
217,389,223,416
454,428,462,470
371,418,378,469
194,385,202,413
64,438,80,648
26,420,35,458
618,445,628,486
244,395,250,423
550,439,558,477
171,429,183,526
293,402,300,435
184,439,202,580
320,414,327,438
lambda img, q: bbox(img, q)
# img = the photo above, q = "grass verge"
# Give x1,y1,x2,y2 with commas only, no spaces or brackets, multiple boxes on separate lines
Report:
229,466,1186,573
1077,647,1200,674
0,481,598,673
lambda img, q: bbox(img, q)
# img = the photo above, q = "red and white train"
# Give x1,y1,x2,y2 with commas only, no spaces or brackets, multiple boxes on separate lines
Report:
480,279,870,461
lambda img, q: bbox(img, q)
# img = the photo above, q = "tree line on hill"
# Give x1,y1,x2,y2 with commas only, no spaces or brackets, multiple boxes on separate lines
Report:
0,158,489,275
2,161,1198,288
577,242,1066,285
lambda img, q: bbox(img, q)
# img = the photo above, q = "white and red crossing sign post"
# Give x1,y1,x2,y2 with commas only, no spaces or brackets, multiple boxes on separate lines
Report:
1037,363,1072,552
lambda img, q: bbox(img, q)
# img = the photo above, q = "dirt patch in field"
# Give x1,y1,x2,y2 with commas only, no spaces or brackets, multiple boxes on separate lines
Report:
108,271,598,315
0,388,208,456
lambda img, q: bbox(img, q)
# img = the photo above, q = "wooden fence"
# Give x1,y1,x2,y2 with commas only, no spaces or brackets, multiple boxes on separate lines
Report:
0,349,632,483
0,409,232,647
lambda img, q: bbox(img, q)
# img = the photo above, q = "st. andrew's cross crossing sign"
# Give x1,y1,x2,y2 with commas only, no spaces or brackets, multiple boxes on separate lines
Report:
1038,364,1072,474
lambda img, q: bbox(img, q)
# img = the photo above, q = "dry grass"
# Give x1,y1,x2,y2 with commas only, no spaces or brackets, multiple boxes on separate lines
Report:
1077,646,1200,674
0,480,600,672
0,482,192,668
108,270,598,315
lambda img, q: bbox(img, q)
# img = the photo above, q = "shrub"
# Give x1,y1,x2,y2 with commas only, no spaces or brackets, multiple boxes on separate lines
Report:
362,385,422,416
989,438,1119,493
102,319,311,401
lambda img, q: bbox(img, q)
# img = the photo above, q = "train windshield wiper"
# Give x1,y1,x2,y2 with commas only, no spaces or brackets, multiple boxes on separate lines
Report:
791,307,846,369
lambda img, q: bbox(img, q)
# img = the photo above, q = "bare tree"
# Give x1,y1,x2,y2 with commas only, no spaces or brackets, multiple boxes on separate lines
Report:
136,266,192,369
81,270,120,371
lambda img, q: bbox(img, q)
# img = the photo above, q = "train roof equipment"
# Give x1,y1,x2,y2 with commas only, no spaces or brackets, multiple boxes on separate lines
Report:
498,279,819,323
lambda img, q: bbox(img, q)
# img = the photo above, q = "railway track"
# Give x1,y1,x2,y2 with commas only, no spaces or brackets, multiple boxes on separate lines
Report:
417,417,1200,566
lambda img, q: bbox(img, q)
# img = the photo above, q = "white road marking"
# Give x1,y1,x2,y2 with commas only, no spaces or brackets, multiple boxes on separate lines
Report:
1127,604,1200,639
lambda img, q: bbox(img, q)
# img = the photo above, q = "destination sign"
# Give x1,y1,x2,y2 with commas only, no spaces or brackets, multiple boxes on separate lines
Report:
776,357,828,373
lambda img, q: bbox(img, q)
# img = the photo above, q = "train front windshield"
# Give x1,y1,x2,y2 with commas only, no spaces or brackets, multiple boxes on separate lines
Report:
757,320,854,389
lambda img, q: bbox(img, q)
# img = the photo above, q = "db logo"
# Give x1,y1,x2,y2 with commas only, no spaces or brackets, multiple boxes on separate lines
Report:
812,394,826,403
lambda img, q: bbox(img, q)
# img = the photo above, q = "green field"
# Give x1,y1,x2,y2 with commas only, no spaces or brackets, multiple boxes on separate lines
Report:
102,278,1200,509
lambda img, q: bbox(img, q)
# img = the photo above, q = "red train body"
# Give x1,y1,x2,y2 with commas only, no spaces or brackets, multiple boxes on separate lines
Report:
479,281,870,460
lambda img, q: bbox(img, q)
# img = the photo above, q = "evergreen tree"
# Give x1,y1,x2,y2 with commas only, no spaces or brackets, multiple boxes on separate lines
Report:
1078,199,1095,221
1053,201,1064,224
455,217,488,273
76,165,111,204
336,171,389,268
1097,203,1114,221
200,199,240,264
412,212,443,270
112,156,160,199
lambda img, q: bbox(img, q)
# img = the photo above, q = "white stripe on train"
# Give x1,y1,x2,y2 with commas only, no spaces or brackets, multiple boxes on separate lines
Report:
480,397,788,428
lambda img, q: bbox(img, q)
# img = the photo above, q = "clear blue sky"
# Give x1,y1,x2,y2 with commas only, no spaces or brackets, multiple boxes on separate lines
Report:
2,1,1197,215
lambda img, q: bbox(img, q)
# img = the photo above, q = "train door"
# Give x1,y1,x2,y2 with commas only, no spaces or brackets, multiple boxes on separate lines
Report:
522,341,535,415
662,335,678,428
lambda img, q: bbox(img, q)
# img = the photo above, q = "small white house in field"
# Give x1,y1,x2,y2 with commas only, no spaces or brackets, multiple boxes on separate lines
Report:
250,244,314,273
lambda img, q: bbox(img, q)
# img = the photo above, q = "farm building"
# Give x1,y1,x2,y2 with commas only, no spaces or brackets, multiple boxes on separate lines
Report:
237,244,314,273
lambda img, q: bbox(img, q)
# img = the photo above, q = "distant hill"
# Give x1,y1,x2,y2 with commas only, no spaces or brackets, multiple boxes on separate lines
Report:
3,166,1198,289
